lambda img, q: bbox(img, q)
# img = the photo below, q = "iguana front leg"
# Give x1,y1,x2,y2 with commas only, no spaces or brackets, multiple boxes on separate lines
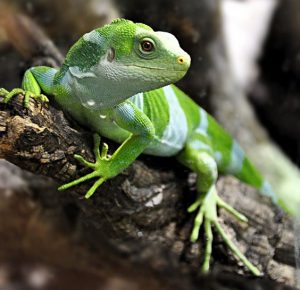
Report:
0,67,57,107
59,100,155,198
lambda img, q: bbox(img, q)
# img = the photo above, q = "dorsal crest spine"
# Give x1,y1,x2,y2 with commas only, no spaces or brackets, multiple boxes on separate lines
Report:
111,18,132,25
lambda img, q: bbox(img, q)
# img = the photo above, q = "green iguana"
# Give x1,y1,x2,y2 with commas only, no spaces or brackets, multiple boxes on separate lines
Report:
0,18,293,276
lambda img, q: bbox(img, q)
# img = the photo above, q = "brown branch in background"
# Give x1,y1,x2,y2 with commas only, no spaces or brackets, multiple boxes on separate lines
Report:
0,1,64,66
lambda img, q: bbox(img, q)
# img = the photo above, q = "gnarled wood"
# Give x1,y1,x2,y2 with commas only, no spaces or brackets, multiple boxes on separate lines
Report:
0,94,297,288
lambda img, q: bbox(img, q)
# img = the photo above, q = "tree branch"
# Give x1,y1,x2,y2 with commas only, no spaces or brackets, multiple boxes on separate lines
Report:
0,94,297,288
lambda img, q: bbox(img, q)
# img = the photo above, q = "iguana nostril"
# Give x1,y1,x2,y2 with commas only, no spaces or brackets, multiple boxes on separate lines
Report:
177,56,185,64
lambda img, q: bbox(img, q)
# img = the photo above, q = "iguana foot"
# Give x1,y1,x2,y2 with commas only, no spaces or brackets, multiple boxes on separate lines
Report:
188,186,262,276
0,88,48,108
59,134,112,198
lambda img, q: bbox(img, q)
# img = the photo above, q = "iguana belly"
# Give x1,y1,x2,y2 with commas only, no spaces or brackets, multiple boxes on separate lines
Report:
130,86,189,156
97,116,188,157
82,85,190,157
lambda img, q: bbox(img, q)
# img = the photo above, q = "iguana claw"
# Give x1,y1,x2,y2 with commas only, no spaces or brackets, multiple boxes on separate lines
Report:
0,87,49,108
189,186,262,276
58,134,111,199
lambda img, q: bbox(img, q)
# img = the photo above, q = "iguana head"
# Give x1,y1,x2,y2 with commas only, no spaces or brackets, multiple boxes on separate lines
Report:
99,19,191,83
64,19,191,108
100,18,191,83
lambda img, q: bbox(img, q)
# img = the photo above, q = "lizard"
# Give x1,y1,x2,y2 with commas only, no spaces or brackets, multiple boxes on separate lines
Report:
0,18,286,276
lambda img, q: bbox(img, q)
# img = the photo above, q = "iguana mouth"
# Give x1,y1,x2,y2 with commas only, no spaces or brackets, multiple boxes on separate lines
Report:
125,64,187,72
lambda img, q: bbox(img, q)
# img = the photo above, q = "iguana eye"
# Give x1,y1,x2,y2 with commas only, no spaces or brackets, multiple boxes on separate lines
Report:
141,41,153,51
139,39,155,53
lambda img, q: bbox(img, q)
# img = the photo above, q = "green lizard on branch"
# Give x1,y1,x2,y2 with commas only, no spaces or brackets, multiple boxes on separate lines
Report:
0,18,293,276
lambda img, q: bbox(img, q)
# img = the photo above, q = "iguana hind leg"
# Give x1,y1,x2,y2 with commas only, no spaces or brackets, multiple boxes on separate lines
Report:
178,133,261,276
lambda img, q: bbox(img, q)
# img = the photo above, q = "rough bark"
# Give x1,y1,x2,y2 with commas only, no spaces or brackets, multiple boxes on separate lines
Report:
0,94,297,289
0,186,296,290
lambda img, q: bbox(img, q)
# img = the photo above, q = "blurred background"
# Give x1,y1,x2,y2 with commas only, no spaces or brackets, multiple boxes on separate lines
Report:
1,0,300,289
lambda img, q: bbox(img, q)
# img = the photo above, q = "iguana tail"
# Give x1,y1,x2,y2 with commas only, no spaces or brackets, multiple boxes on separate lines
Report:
233,154,278,203
208,114,300,216
206,113,278,203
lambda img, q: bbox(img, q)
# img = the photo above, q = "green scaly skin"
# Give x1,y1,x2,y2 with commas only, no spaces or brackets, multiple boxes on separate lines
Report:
2,18,285,276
